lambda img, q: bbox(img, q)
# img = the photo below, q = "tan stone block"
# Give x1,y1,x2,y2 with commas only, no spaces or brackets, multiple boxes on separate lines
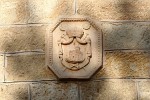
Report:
78,0,150,20
139,80,150,100
28,0,74,23
30,82,78,100
0,83,29,100
0,55,4,82
94,51,150,79
101,22,150,50
0,0,28,24
0,25,46,52
5,54,56,81
79,79,137,100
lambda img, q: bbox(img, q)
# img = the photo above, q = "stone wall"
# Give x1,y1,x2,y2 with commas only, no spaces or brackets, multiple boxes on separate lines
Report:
0,0,150,100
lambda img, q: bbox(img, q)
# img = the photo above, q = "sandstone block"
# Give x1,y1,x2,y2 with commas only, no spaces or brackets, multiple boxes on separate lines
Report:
94,51,150,79
0,25,46,52
28,0,74,23
5,54,56,81
139,80,150,100
0,83,29,100
30,82,78,100
78,0,150,20
0,0,28,24
101,22,150,50
79,79,137,100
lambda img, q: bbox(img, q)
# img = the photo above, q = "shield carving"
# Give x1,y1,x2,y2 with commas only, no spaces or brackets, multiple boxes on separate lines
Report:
46,16,103,79
58,27,92,71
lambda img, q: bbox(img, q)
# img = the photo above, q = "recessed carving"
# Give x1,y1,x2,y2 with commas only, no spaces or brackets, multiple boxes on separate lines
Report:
46,16,103,79
58,27,92,71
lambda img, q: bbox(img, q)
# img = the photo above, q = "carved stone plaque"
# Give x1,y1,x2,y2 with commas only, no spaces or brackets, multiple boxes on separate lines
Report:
46,16,103,79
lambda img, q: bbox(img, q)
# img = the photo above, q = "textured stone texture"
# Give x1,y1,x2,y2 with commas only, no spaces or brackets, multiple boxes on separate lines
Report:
0,0,150,99
94,51,150,79
0,55,4,82
78,0,150,20
139,80,150,100
101,22,150,50
0,22,150,52
30,82,79,100
28,0,74,23
79,79,137,100
0,0,28,24
5,54,56,81
0,83,29,100
0,25,46,52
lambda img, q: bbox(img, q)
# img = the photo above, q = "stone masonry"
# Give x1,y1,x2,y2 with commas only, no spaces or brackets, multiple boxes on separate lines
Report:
0,0,150,100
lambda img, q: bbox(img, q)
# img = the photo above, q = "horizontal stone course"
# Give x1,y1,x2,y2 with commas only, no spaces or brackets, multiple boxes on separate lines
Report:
0,22,150,52
94,51,150,79
5,54,56,81
79,79,137,100
78,0,150,20
30,81,79,100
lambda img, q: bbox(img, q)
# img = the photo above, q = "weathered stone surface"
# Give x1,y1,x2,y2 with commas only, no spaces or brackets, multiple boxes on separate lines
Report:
5,54,56,81
79,79,137,100
101,22,150,50
47,16,102,79
0,25,46,52
78,0,150,20
0,83,29,100
0,0,28,24
0,55,4,82
28,0,74,23
30,82,78,100
139,80,150,100
94,51,150,79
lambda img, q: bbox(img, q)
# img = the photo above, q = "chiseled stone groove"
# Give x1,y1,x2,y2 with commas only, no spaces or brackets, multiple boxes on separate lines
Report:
105,49,150,52
5,50,44,56
0,23,51,27
0,20,149,26
0,20,150,27
1,77,150,83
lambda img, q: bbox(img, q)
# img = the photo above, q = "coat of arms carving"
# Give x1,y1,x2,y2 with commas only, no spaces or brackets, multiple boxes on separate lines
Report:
58,27,92,71
46,16,103,79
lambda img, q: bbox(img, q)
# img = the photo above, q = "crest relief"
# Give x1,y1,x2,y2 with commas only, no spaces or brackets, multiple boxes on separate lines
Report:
46,16,103,79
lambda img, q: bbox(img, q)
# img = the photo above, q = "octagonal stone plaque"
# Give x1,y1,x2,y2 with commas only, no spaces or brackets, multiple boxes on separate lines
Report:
46,16,103,79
